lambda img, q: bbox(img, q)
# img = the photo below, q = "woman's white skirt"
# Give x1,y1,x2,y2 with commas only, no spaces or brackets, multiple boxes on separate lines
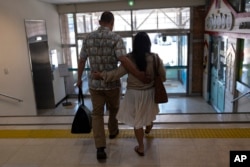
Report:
116,88,159,129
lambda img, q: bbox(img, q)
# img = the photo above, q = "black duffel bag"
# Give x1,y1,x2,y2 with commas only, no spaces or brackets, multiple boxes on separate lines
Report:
71,87,92,134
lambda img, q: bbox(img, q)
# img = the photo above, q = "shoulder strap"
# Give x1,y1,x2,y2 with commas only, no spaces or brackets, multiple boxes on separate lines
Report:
152,54,160,76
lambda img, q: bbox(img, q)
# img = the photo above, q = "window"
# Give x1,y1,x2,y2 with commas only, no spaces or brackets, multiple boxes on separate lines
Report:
246,0,250,12
60,14,75,44
60,7,190,94
76,12,100,33
133,8,190,30
113,11,132,31
228,0,250,13
240,39,250,86
76,11,132,33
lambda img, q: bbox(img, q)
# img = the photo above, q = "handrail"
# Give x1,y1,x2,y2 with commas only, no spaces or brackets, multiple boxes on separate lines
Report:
231,91,250,103
0,93,23,102
67,65,188,71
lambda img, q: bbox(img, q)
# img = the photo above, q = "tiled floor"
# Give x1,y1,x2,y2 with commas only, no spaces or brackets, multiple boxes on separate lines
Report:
37,96,217,116
0,136,250,167
0,97,250,167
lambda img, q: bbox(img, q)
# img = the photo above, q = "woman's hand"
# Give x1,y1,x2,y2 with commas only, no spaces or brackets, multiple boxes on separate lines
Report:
91,71,103,80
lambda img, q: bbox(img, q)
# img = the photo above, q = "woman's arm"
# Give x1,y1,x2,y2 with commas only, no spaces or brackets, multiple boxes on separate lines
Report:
118,55,151,83
92,64,127,82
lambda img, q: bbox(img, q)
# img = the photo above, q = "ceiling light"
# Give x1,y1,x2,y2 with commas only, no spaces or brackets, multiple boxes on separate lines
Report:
128,0,134,6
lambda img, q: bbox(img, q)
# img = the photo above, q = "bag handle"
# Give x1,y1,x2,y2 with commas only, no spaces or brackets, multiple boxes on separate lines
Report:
78,87,84,105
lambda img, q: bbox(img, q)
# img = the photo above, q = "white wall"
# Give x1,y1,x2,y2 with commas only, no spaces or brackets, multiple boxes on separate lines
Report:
0,0,62,116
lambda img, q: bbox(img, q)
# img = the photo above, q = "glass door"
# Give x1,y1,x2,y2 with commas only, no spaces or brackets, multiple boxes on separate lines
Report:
60,7,190,95
149,33,188,94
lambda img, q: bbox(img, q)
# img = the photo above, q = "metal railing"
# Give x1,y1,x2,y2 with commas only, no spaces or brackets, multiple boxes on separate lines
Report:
0,93,23,102
231,91,250,103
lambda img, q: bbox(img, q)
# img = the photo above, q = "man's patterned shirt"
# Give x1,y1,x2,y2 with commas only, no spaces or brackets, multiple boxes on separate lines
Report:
80,26,126,90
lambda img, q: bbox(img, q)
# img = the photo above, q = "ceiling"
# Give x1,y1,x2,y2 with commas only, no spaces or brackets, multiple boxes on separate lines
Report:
39,0,122,4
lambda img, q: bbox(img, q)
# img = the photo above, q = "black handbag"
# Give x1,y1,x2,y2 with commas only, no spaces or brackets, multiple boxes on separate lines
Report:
71,87,92,134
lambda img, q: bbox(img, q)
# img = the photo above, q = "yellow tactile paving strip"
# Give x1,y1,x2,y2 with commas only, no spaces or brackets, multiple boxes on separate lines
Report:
0,128,250,138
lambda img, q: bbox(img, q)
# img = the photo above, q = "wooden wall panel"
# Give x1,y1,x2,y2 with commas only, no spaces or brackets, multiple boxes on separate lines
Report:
191,6,206,94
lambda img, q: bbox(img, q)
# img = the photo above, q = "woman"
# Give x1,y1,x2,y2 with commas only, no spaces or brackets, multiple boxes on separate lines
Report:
93,32,166,156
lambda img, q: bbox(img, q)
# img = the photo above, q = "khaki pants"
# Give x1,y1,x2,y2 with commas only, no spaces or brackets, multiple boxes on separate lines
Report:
89,88,120,148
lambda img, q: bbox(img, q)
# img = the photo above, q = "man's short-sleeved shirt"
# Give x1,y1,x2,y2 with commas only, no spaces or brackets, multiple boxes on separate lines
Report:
80,26,126,90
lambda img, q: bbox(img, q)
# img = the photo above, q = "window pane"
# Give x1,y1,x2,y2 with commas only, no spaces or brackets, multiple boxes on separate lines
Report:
180,36,188,66
62,47,77,68
147,32,187,93
134,8,190,31
133,9,157,30
228,0,245,12
76,12,101,33
245,0,250,12
123,37,133,53
60,14,75,44
77,39,83,57
76,11,131,33
149,33,187,66
240,39,250,86
113,11,132,31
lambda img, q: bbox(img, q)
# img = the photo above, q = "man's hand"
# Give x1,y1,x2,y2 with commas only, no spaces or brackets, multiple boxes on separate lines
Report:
91,71,103,80
76,80,82,88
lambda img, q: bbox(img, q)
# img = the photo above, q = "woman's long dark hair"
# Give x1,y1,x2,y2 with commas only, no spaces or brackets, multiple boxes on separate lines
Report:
132,32,151,71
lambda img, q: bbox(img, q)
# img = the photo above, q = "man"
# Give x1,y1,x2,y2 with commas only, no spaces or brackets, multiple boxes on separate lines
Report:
77,11,149,160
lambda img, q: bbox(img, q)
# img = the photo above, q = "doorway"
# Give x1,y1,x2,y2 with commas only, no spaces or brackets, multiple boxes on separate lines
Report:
25,20,55,109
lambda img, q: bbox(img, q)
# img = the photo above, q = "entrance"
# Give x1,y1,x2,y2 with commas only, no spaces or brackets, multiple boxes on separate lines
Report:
60,8,190,95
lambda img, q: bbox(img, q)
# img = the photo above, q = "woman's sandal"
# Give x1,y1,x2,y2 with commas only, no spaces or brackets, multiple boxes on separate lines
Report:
145,123,153,134
134,146,144,156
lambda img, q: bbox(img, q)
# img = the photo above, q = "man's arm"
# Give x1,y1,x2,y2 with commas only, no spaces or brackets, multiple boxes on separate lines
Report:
118,55,151,83
77,57,87,88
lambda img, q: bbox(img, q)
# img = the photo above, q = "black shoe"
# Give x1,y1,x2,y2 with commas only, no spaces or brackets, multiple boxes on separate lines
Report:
97,147,107,160
109,130,119,139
